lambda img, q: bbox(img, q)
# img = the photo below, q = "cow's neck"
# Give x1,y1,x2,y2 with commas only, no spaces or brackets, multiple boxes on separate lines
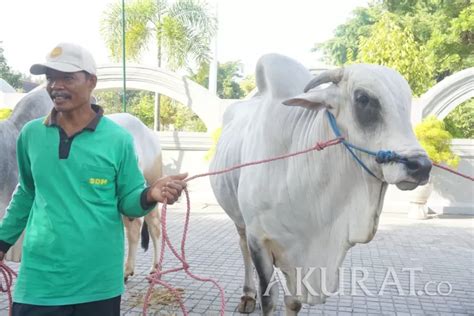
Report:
276,105,389,287
10,103,44,131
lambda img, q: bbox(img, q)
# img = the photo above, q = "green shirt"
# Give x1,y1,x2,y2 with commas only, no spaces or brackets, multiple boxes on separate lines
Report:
0,109,155,305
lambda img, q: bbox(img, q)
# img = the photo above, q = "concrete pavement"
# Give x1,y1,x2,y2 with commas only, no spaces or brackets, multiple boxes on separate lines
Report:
0,201,473,315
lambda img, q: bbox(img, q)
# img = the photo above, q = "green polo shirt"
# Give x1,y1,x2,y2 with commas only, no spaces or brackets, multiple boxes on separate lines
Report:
0,105,156,305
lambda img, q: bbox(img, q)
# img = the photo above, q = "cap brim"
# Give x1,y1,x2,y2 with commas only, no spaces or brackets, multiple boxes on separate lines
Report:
30,62,83,75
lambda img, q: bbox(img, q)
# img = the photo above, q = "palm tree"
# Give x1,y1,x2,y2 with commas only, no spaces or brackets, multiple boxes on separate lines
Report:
101,0,217,129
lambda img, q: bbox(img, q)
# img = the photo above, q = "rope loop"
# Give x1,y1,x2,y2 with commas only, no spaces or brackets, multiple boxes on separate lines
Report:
314,143,323,151
0,261,17,316
375,150,403,164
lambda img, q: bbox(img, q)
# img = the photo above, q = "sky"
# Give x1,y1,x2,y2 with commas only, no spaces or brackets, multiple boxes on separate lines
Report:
0,0,369,78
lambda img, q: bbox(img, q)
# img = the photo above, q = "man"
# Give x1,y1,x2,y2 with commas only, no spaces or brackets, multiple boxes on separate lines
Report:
0,43,187,315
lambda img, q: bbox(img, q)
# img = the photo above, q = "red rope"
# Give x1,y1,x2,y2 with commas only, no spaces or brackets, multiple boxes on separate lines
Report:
142,137,344,315
0,261,17,316
186,137,344,181
433,162,474,181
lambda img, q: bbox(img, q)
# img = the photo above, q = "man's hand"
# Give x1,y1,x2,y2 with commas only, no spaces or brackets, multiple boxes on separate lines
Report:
146,173,188,205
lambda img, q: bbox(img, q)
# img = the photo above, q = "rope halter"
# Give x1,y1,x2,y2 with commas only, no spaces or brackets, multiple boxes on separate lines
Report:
326,111,408,179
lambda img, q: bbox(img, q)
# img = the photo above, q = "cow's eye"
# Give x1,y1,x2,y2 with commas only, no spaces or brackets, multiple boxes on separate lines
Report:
353,89,382,130
356,93,369,106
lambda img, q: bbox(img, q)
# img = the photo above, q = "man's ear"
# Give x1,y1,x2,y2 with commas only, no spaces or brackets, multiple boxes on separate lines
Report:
89,74,97,90
282,84,340,111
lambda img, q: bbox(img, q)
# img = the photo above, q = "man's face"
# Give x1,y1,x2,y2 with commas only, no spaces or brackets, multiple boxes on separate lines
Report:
45,69,97,112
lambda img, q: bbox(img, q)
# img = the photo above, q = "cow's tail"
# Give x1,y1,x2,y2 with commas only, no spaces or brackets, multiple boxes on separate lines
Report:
141,221,150,251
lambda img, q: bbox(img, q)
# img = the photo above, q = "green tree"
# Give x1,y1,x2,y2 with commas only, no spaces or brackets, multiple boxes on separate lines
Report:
94,90,142,114
101,0,217,70
316,0,473,80
357,13,435,96
0,46,22,89
101,0,217,131
314,5,382,65
129,91,156,127
443,99,474,138
95,89,206,131
240,75,256,97
381,0,473,80
189,61,244,99
156,96,206,132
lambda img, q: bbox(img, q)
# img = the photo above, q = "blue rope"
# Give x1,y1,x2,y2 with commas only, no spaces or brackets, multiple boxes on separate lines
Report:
326,111,406,178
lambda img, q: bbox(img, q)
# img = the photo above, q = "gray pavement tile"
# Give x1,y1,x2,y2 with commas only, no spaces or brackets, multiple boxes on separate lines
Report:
0,209,472,315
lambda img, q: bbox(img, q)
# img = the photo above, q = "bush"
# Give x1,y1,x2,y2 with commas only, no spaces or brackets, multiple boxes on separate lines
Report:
204,127,222,161
415,116,459,167
0,108,12,120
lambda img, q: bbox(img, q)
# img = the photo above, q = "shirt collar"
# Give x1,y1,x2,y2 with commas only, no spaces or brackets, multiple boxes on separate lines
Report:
43,104,104,131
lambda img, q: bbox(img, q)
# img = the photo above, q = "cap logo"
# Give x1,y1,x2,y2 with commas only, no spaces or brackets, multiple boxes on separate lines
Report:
49,47,63,58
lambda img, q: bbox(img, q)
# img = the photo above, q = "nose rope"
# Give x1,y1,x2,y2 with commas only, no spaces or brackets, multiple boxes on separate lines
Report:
326,111,409,179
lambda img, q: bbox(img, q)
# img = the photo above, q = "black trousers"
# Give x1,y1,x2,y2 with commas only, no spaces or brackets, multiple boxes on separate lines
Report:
11,295,121,316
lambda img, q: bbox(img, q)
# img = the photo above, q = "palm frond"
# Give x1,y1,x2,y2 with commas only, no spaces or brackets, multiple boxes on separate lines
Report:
101,0,158,62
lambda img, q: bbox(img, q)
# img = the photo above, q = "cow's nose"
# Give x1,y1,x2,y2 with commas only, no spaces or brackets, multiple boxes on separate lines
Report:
405,156,432,182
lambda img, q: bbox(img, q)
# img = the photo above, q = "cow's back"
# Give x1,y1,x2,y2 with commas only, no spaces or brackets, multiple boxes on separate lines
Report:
210,96,261,227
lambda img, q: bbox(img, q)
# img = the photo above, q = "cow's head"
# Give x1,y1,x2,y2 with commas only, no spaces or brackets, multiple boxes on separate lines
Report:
282,64,431,190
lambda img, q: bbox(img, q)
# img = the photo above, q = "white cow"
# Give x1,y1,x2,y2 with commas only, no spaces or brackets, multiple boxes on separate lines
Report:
0,89,162,281
107,113,163,281
210,54,431,315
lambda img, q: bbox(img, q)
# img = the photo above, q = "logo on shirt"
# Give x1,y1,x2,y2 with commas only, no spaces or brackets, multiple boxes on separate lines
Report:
89,178,108,185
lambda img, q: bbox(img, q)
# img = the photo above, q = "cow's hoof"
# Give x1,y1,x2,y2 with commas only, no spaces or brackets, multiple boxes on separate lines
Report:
238,295,256,313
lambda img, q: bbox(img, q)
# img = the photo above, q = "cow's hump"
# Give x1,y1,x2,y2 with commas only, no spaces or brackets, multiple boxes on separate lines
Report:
255,54,312,100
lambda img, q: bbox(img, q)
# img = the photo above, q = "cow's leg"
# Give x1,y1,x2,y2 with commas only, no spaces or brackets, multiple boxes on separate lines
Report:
123,216,142,282
248,235,278,316
281,269,302,316
144,208,161,274
236,225,257,313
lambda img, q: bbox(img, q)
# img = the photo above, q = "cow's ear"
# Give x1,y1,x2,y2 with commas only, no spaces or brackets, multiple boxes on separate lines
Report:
282,85,339,110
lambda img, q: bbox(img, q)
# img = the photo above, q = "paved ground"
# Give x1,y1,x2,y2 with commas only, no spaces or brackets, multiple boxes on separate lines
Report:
0,201,473,316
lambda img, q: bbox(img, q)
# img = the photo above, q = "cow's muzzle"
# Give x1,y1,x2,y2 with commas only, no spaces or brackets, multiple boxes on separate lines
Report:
396,156,432,190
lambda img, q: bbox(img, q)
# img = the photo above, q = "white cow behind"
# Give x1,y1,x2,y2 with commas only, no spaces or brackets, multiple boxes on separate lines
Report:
107,113,163,281
210,54,431,315
0,89,162,281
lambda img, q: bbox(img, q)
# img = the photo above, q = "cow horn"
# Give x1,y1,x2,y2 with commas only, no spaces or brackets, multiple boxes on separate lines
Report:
304,68,344,92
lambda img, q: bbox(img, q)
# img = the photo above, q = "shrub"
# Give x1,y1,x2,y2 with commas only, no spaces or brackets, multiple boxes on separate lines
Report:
205,127,222,161
0,108,12,120
415,116,459,167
